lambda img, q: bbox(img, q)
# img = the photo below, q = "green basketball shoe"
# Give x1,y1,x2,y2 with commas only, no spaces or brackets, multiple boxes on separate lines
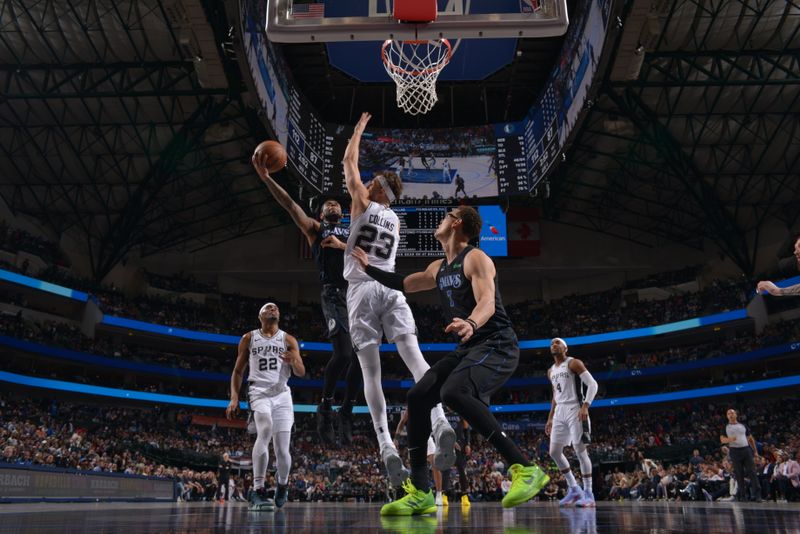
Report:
501,464,550,509
380,479,437,516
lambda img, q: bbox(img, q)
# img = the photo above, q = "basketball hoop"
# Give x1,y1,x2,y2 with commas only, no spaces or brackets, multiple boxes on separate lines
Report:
381,39,452,115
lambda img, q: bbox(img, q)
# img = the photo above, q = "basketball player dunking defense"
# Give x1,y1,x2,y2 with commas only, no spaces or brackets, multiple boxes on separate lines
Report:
342,112,454,487
226,303,305,511
351,205,550,514
546,337,598,507
251,148,360,444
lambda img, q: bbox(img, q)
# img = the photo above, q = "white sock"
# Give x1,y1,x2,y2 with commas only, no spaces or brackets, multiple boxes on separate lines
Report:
583,475,592,493
252,411,273,490
356,344,393,449
273,431,292,485
564,470,578,489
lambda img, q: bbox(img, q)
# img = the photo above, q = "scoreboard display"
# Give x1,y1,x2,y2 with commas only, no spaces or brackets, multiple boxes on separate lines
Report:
494,121,530,195
343,206,508,258
286,86,336,194
395,206,451,257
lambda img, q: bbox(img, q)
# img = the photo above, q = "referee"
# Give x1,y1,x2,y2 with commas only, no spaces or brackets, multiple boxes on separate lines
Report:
720,408,762,502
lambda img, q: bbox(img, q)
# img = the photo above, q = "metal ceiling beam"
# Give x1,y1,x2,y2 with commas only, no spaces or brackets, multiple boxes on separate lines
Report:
92,96,230,279
0,63,229,99
603,86,754,273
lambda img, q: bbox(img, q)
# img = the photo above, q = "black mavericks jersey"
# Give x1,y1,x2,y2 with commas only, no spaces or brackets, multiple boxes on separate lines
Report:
312,222,349,287
436,246,513,345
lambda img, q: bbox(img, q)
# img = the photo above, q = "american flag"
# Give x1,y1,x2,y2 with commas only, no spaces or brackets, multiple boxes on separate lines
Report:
292,2,324,19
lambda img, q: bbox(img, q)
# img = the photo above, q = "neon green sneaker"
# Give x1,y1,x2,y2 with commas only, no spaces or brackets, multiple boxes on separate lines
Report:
501,464,550,509
380,479,436,516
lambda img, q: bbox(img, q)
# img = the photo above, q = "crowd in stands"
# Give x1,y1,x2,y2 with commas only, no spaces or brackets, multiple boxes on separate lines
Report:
621,265,702,290
144,270,218,294
2,394,798,503
590,398,800,503
0,221,69,268
0,233,773,345
3,308,798,403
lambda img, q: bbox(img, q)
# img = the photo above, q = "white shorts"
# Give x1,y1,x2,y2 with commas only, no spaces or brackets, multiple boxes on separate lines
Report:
249,387,294,433
551,404,589,447
346,280,417,350
426,437,436,457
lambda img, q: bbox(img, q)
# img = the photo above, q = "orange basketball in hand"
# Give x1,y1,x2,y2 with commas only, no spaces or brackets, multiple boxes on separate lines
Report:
254,140,287,173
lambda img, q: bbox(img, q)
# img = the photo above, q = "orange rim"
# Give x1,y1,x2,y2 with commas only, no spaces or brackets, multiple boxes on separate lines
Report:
381,39,452,76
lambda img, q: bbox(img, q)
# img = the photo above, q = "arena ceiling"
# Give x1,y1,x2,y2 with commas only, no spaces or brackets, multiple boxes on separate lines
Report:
0,0,798,279
546,0,800,275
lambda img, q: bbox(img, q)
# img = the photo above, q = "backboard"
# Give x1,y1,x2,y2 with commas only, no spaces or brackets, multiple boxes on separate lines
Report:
265,0,569,42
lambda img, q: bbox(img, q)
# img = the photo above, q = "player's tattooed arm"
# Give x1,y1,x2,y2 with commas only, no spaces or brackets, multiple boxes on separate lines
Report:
756,280,800,296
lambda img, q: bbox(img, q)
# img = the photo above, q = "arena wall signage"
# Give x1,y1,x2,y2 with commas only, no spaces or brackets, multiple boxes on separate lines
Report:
0,465,174,502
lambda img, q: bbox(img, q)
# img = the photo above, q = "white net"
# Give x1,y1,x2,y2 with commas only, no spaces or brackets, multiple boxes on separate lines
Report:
382,39,452,115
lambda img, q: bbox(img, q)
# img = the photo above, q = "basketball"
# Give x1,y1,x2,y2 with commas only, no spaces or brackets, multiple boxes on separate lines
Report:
255,140,287,173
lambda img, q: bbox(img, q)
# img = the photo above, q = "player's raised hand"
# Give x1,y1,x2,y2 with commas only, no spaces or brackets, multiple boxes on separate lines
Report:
225,398,239,420
250,148,270,179
350,247,370,270
353,112,372,136
445,317,474,343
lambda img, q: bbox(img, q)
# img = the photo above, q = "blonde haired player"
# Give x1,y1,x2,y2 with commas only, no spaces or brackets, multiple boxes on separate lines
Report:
342,112,455,486
545,337,598,507
226,303,305,511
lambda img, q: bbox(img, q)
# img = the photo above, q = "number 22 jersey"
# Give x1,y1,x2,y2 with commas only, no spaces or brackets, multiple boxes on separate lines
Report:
344,201,400,283
248,328,291,396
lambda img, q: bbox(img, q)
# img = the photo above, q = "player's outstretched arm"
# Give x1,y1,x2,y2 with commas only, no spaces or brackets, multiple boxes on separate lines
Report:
401,260,441,293
252,146,319,245
350,248,439,293
757,280,800,296
343,112,372,218
226,333,250,419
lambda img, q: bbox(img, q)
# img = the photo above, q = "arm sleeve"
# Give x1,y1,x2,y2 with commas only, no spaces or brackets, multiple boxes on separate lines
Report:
579,371,598,405
365,264,406,292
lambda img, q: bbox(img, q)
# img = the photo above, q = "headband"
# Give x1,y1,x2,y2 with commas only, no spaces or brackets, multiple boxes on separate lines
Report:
376,175,396,202
259,302,277,316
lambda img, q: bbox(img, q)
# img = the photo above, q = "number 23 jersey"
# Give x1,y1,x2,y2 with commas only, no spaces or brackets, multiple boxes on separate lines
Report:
344,201,400,283
247,329,291,395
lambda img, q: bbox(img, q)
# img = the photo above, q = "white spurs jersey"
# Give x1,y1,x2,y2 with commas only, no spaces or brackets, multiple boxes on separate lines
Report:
247,329,291,395
549,357,583,406
344,201,400,283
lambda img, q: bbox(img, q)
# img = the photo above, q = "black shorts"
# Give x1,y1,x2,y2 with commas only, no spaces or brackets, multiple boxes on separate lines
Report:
432,327,519,405
321,284,349,338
